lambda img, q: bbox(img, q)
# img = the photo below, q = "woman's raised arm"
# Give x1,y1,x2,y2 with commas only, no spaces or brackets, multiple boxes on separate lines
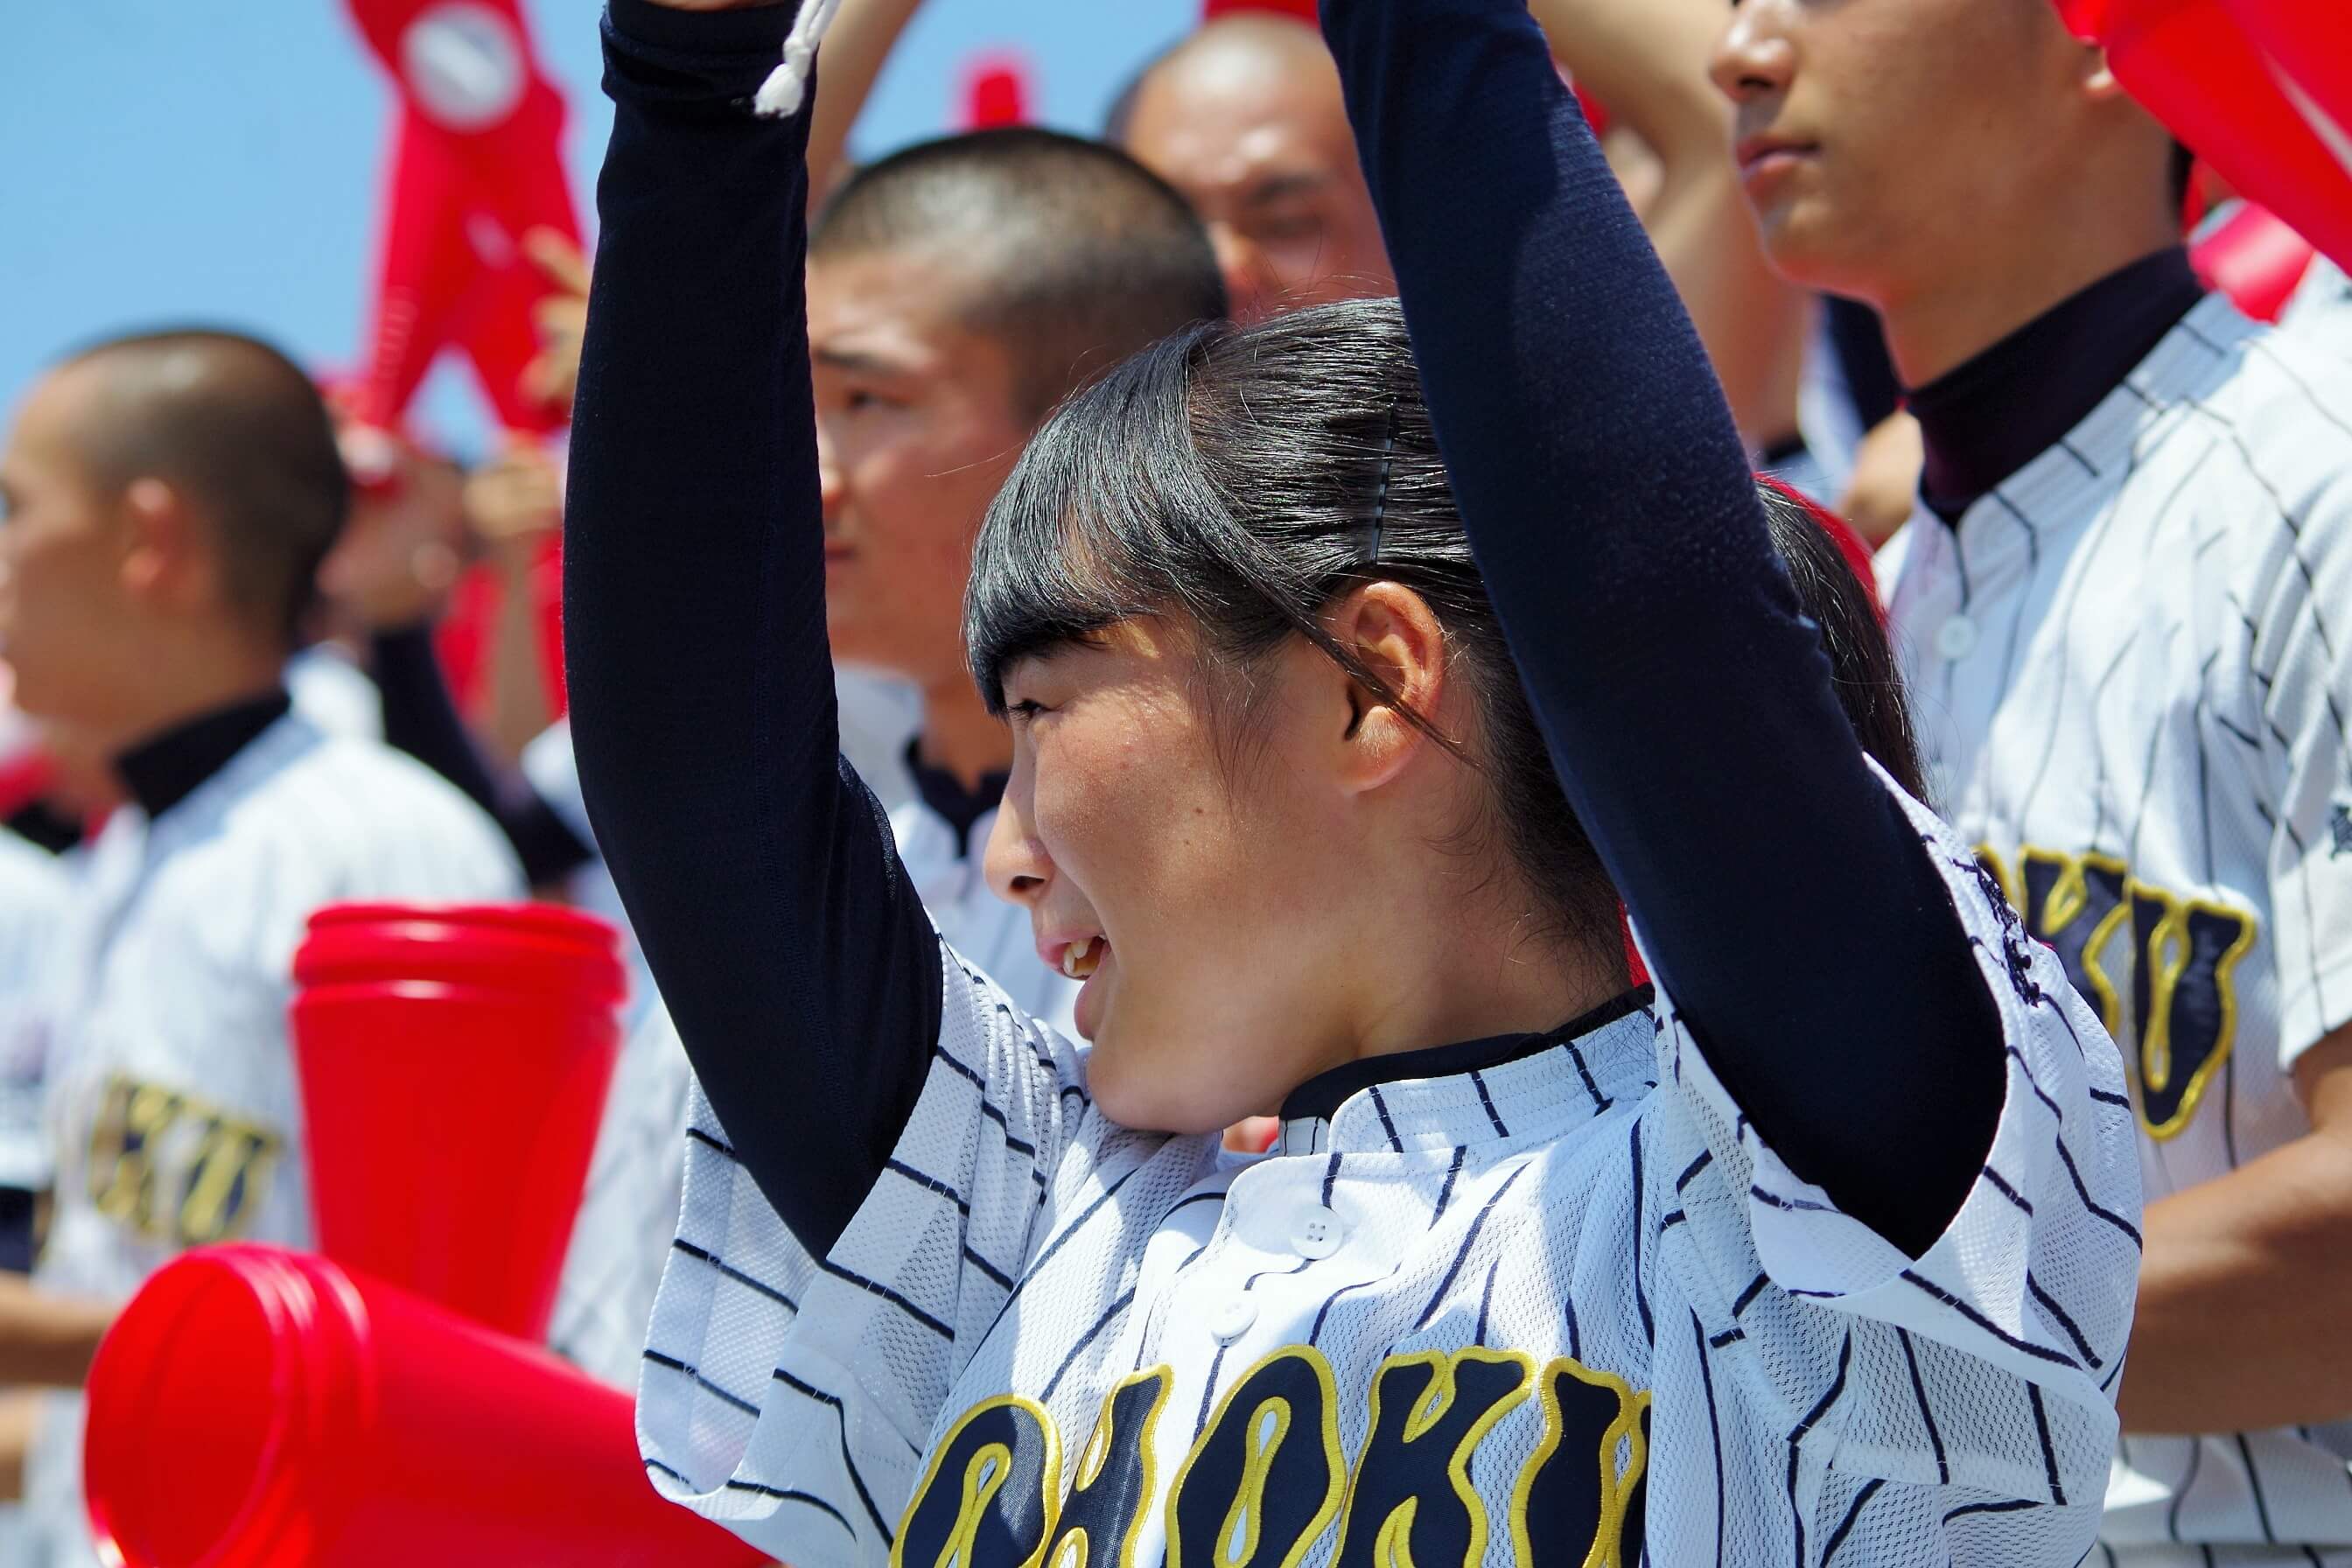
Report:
1320,0,2003,1256
564,0,942,1255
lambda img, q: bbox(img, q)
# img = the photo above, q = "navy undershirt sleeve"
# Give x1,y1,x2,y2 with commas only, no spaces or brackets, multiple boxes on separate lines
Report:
368,626,595,886
1320,0,2003,1255
564,0,942,1256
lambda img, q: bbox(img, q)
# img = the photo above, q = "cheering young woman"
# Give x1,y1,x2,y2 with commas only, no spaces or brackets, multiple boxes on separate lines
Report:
565,0,2143,1560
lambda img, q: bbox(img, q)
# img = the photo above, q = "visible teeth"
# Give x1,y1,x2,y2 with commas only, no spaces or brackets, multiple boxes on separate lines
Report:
1061,937,1099,979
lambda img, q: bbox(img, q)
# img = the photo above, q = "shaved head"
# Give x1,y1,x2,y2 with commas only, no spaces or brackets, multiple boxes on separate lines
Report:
1116,14,1391,321
59,330,346,646
812,128,1228,417
1146,10,1340,94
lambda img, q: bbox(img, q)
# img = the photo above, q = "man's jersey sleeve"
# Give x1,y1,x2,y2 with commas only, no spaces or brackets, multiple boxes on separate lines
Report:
1645,764,2143,1516
2235,346,2352,1065
637,942,1158,1565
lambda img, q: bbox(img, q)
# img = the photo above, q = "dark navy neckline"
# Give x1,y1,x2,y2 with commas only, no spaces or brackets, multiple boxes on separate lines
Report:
905,739,1008,858
1278,984,1656,1126
114,690,290,820
1910,245,2204,524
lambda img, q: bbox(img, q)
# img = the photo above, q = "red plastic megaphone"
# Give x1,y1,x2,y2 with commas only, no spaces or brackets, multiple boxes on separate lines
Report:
2053,0,2352,273
83,1245,766,1568
290,904,626,1342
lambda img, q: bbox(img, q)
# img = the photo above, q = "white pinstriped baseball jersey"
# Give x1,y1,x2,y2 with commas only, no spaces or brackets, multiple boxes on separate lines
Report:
552,995,696,1388
23,713,521,1568
637,767,2140,1567
1879,291,2352,1560
2282,256,2352,361
285,645,384,740
0,832,70,1194
536,719,1075,1388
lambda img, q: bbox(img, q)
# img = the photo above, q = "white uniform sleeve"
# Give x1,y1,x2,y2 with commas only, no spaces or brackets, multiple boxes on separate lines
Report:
549,997,694,1386
1647,763,2142,1516
0,838,68,1193
638,943,1164,1565
2241,368,2352,1062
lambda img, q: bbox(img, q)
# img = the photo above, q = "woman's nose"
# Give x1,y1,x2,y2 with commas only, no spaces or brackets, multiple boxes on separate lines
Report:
984,789,1050,909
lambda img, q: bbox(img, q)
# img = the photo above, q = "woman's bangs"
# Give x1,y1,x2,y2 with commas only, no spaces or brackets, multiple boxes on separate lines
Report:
964,327,1225,706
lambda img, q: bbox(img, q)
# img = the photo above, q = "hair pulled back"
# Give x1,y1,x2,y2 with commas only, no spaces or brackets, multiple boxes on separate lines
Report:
967,296,1917,952
969,298,1619,949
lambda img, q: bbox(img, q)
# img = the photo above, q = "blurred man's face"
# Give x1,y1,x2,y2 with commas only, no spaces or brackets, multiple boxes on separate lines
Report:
807,245,1032,688
1711,0,2094,303
0,368,144,728
1124,27,1392,323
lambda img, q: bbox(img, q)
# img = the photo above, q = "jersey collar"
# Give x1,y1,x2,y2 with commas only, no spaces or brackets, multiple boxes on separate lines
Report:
113,689,292,822
1273,985,1656,1158
904,739,1008,859
1910,245,2203,524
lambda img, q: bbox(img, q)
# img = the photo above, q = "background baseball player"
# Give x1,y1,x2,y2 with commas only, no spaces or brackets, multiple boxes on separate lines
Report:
0,327,523,1564
567,0,2141,1563
806,0,1816,464
346,120,1239,1379
782,124,1226,1032
1712,0,2352,1558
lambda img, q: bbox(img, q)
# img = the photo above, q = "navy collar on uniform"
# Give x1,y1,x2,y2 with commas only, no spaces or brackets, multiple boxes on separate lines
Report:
1277,985,1655,1127
114,689,290,821
1910,245,2204,525
906,738,1008,858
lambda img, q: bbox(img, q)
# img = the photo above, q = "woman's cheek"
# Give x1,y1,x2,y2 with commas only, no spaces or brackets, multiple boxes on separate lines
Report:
1035,732,1133,859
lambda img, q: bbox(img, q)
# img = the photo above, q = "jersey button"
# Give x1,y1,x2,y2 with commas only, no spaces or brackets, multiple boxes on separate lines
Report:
1291,1207,1346,1260
1934,613,1979,661
1209,1298,1258,1343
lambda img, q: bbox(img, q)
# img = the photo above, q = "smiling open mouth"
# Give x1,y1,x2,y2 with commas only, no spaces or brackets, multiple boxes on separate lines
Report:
1061,936,1107,980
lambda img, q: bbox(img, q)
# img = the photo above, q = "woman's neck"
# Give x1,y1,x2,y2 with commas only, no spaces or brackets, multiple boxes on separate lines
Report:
1332,873,1628,1075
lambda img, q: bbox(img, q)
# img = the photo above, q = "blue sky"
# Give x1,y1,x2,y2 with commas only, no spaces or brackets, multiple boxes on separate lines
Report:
1,0,1194,458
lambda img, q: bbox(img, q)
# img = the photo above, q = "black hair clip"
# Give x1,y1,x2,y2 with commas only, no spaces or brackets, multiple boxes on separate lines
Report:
1355,399,1400,565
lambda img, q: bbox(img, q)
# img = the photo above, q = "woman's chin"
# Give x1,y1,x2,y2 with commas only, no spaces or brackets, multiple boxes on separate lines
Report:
1090,1057,1256,1139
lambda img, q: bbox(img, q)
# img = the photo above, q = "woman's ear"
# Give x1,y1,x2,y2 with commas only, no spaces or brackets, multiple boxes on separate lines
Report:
1325,580,1451,795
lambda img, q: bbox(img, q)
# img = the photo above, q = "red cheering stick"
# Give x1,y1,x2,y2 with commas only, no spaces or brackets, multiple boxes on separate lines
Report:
342,0,584,435
1200,0,1319,18
961,51,1034,130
